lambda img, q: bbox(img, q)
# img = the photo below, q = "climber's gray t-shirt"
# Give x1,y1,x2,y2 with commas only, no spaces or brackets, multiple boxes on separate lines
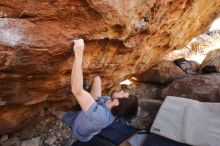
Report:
72,96,115,142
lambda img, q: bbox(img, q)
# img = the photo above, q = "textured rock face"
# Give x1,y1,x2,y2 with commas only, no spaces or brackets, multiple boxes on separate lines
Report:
137,61,186,84
132,83,165,99
200,49,220,73
0,0,220,134
162,74,220,102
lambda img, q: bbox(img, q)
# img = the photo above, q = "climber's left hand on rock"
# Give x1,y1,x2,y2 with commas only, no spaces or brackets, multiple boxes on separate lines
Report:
73,39,84,56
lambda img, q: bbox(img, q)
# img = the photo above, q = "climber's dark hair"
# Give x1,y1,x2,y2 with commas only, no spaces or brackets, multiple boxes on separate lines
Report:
111,94,138,121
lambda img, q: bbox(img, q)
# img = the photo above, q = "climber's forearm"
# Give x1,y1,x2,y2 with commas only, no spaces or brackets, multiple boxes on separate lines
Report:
71,54,83,95
71,39,94,112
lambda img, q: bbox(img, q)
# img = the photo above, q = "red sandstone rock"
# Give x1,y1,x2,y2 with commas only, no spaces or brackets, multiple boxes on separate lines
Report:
140,99,163,115
162,73,220,102
137,61,186,84
132,83,165,100
0,0,220,134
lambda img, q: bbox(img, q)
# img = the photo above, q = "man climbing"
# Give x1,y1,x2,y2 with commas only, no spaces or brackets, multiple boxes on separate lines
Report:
51,39,138,142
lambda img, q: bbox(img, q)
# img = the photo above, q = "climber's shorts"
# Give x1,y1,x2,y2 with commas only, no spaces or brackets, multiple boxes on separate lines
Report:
61,111,80,128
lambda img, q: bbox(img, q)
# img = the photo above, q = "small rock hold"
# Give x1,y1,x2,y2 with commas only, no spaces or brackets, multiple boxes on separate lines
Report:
45,136,57,145
21,137,40,146
0,134,8,143
57,133,61,138
59,122,63,129
1,136,19,146
135,17,148,32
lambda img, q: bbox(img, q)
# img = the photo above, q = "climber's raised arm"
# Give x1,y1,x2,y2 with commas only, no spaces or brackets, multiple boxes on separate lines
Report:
71,39,95,112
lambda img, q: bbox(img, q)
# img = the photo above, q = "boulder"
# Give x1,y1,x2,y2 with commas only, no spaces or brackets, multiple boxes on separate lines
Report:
0,0,220,134
132,99,163,129
132,83,165,100
138,61,186,84
200,49,220,73
162,74,220,102
139,99,163,115
117,82,165,100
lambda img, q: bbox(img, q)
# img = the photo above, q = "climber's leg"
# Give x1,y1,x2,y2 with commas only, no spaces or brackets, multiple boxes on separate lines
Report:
90,76,102,100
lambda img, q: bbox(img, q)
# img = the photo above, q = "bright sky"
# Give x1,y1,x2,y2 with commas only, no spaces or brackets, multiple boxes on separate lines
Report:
209,17,220,31
120,79,132,85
